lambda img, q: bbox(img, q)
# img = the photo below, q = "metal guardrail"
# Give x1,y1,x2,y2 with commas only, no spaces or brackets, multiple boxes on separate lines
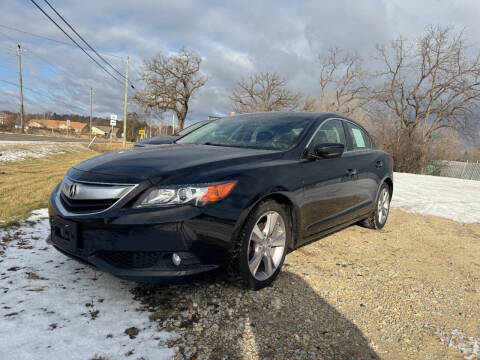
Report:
423,160,480,181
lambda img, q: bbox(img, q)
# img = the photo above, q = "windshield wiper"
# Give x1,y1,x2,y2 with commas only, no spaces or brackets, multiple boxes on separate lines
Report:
201,142,230,147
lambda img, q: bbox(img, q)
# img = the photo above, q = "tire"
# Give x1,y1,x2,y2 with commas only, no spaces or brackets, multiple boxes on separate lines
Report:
360,182,391,230
234,200,290,290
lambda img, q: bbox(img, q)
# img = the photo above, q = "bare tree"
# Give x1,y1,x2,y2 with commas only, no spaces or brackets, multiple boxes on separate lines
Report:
463,146,480,162
374,25,480,144
134,48,207,130
428,128,465,161
308,47,368,116
230,72,302,113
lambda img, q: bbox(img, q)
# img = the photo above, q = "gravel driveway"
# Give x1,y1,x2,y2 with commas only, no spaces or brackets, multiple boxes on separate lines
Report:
133,209,480,360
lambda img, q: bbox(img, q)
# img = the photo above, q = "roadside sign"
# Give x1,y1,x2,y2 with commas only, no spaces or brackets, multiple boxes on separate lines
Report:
110,114,117,127
66,119,70,127
139,129,145,135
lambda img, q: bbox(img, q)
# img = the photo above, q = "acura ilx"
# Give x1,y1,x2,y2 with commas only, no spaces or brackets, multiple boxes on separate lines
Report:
48,112,393,290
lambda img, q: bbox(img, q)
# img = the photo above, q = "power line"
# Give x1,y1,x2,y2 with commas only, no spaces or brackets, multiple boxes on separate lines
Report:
0,78,62,101
0,24,71,47
0,39,129,115
0,79,24,90
0,79,89,113
0,31,124,97
42,0,128,82
28,0,124,85
0,29,75,74
22,47,71,74
0,24,124,59
0,23,137,93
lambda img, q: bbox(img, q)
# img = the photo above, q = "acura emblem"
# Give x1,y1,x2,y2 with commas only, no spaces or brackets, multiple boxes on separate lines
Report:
68,183,78,198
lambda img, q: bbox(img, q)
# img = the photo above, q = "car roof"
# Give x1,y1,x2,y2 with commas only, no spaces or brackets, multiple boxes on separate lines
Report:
223,111,362,125
226,111,325,120
225,112,372,138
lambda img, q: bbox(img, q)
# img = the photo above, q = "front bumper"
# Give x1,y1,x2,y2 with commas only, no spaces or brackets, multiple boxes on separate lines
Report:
48,185,237,282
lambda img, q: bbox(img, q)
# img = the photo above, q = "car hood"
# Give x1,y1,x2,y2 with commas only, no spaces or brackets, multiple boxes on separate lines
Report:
71,144,281,183
135,135,179,146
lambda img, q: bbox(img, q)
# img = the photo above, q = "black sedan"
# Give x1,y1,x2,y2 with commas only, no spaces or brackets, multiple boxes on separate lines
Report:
48,112,393,290
133,119,212,147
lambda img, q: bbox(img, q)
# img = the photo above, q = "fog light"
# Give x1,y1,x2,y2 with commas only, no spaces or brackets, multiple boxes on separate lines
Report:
172,253,181,266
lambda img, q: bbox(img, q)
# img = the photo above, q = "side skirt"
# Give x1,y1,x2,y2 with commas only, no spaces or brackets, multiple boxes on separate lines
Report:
296,213,370,250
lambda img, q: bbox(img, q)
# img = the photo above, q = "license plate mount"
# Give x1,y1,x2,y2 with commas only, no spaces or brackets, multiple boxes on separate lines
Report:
51,217,78,252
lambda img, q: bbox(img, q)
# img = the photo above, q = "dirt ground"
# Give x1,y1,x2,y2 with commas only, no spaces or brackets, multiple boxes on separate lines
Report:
134,209,480,359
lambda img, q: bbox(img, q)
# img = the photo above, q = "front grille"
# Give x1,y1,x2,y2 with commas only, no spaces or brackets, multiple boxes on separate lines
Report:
97,251,203,269
58,178,136,214
60,193,117,213
98,251,163,268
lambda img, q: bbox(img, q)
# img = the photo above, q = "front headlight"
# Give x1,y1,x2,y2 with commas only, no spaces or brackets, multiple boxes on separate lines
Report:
133,181,237,208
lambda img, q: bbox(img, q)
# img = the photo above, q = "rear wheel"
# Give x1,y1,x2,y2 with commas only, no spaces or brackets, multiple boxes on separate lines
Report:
360,182,391,230
235,200,290,290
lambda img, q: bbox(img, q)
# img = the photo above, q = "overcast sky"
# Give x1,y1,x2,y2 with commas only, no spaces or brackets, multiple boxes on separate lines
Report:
1,0,480,126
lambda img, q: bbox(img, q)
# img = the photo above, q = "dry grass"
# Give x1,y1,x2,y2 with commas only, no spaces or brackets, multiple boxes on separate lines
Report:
89,142,133,153
0,149,99,226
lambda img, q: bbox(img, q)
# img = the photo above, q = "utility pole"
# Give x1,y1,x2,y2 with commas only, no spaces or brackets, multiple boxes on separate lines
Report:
172,112,175,135
122,56,129,149
89,88,93,139
17,44,24,134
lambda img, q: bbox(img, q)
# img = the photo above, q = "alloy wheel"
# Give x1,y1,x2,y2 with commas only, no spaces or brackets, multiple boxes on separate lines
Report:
377,188,390,224
247,211,286,281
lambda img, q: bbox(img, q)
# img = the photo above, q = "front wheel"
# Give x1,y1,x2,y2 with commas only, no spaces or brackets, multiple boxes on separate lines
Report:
235,200,290,290
360,182,391,230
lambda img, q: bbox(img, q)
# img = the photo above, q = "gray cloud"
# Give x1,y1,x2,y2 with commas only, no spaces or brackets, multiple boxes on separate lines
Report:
1,0,479,126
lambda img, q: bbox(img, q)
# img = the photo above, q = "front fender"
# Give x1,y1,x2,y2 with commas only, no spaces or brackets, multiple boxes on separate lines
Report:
229,188,302,252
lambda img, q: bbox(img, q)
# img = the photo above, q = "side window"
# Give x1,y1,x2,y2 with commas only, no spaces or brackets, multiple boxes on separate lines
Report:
309,119,346,149
344,122,371,150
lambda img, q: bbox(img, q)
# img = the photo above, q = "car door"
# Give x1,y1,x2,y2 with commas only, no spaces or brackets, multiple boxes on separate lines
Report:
299,119,358,242
341,121,380,221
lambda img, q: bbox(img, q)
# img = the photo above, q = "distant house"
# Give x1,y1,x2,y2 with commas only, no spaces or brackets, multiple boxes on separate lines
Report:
0,112,8,125
27,119,87,133
91,125,118,137
0,112,13,127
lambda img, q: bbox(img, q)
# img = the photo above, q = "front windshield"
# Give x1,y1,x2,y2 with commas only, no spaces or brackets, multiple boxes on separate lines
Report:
177,120,209,136
176,115,310,150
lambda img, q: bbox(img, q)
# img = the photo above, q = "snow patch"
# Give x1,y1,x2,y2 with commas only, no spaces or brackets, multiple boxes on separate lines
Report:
0,210,173,360
0,143,83,162
439,328,480,360
391,172,480,223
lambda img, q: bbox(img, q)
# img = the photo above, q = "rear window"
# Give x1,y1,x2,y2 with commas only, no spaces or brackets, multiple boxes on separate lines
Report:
344,122,371,150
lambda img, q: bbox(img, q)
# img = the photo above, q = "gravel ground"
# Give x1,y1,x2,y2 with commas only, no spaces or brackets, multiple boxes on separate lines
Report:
132,209,480,360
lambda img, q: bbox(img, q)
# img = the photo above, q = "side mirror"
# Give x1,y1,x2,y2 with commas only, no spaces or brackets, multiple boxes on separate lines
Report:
313,143,345,159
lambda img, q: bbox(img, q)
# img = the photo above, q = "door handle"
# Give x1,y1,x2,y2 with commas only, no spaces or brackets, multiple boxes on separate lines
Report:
346,168,357,177
376,160,383,168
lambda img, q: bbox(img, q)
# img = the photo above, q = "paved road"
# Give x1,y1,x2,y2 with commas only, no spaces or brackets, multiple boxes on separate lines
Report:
0,132,110,143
